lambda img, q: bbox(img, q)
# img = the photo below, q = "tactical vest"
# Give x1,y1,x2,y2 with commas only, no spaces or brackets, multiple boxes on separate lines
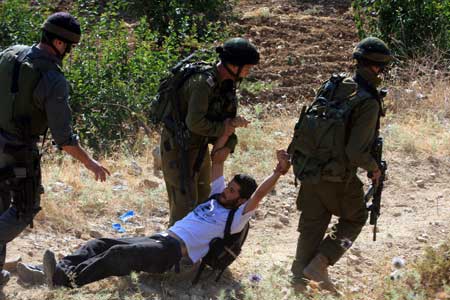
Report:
0,45,61,141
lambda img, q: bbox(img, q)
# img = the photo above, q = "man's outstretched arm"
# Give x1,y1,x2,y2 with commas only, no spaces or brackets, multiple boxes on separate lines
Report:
243,150,291,214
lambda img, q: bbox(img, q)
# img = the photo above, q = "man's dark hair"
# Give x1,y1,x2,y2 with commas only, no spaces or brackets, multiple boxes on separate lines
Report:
233,174,257,199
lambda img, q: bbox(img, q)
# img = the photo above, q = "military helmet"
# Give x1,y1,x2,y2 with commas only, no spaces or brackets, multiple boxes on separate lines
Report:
216,38,260,66
42,12,81,44
352,37,392,66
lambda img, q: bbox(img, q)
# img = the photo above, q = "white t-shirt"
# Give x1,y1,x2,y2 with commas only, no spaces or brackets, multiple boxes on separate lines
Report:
169,176,255,263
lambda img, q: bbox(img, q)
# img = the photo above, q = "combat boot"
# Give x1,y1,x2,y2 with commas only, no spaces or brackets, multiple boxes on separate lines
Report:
303,253,337,293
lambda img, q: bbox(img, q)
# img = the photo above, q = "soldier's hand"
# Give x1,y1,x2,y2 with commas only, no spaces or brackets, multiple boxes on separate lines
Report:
231,116,250,128
85,159,111,182
224,118,236,136
274,150,291,175
370,168,382,186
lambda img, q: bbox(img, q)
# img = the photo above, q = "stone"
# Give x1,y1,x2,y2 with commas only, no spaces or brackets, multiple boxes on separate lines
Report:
128,160,143,176
273,222,283,229
3,256,21,272
279,215,290,225
140,179,159,189
393,212,402,217
134,226,145,235
89,230,102,239
415,180,426,188
416,235,429,243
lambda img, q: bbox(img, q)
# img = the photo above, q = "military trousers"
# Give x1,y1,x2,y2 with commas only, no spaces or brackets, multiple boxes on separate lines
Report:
161,130,211,226
0,152,37,271
291,176,368,279
53,235,182,287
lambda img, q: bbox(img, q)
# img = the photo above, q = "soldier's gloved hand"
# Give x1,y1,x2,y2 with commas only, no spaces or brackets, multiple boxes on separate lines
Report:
85,159,111,182
223,118,236,136
231,116,250,128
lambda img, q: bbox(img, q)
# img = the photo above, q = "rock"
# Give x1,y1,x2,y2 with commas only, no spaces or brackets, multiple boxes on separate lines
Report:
347,254,360,264
273,222,283,229
134,226,145,235
350,247,362,257
279,215,290,225
416,234,429,243
112,183,128,191
128,160,143,176
89,230,102,239
429,172,437,180
81,233,90,240
139,179,159,189
74,230,83,239
112,172,124,179
254,210,265,220
266,210,277,217
27,251,34,257
3,256,21,272
415,179,426,188
393,212,402,217
435,292,449,299
350,286,361,293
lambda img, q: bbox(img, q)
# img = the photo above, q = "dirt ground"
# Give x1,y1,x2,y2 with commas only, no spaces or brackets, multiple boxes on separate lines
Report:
2,1,449,299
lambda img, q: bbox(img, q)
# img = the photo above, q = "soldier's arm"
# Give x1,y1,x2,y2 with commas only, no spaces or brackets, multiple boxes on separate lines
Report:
345,98,380,172
35,71,110,181
243,150,291,214
184,74,225,137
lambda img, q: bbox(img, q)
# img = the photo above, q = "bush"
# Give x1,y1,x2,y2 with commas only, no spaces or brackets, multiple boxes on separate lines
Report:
131,0,235,40
352,0,450,59
0,0,228,153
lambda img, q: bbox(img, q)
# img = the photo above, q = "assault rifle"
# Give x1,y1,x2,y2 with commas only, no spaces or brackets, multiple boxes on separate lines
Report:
364,137,387,241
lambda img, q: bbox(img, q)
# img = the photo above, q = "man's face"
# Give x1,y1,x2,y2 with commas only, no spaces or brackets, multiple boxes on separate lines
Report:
219,180,244,208
227,64,254,79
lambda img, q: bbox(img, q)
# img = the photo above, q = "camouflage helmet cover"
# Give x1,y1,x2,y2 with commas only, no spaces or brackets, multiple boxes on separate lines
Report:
216,37,260,66
353,37,392,65
42,12,81,44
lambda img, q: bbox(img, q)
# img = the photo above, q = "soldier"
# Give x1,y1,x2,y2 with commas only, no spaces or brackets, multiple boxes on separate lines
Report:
289,37,393,293
161,37,260,225
0,12,109,289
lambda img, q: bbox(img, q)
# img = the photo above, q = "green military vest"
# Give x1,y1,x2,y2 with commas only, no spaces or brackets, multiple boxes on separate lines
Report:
0,45,61,140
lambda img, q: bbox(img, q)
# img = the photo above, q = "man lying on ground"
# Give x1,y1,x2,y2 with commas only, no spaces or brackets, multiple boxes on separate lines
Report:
17,122,291,288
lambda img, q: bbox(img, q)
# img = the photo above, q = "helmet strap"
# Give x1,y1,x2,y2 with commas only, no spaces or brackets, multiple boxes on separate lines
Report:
223,62,243,81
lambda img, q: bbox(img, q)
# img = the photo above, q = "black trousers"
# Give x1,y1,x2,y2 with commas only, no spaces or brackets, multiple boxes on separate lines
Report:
53,235,182,287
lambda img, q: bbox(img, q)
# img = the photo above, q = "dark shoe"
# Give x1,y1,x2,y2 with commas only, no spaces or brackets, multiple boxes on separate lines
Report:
43,250,56,288
17,263,45,285
303,253,337,293
0,270,10,287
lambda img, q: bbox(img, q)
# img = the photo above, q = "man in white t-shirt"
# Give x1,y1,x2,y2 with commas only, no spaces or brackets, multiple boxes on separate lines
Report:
17,122,291,288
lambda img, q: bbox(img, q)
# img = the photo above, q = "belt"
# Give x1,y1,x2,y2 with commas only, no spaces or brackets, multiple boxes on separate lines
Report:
159,230,188,258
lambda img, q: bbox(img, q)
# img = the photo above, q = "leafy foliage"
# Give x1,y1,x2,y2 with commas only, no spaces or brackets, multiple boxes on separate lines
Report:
352,0,450,58
0,0,228,152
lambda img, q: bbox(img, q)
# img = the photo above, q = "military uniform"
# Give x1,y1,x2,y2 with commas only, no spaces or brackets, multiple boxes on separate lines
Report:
0,12,83,286
0,45,79,276
161,66,238,225
291,36,392,287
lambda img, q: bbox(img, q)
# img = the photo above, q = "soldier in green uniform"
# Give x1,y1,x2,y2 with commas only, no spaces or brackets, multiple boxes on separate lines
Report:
0,12,109,289
290,37,393,293
161,38,260,225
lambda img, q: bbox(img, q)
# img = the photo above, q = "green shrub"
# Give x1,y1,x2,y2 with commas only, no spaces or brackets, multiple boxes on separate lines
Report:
0,0,229,152
352,0,450,59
